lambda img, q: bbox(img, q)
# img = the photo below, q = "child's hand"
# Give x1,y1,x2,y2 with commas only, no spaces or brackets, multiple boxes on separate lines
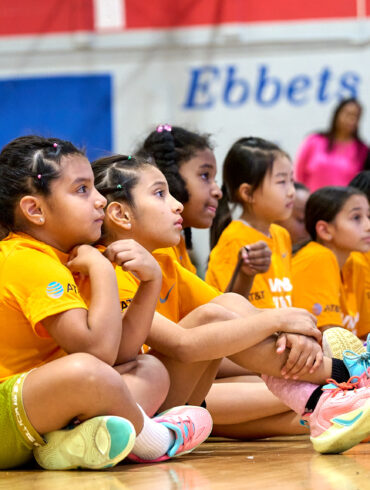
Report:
66,245,106,275
239,241,271,276
104,239,162,282
276,333,323,379
271,307,321,342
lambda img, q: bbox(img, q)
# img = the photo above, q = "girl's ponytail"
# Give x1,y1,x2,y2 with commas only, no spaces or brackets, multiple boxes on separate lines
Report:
210,185,232,249
140,126,189,204
139,125,212,205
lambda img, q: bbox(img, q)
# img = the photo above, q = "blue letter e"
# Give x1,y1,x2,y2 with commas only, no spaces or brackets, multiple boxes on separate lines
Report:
183,66,220,109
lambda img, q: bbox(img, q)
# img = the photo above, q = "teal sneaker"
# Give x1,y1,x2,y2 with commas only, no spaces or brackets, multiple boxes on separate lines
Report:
343,333,370,379
34,416,136,470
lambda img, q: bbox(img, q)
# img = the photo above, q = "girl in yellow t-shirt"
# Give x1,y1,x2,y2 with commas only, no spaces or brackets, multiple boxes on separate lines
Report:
347,171,370,338
207,137,294,308
292,186,370,339
0,136,212,470
91,153,370,453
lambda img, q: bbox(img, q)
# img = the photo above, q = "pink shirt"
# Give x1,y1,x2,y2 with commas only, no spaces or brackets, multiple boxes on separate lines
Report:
294,134,368,191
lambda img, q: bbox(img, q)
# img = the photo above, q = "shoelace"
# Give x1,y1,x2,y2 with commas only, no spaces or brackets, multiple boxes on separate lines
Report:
323,376,360,397
343,349,370,378
166,415,195,450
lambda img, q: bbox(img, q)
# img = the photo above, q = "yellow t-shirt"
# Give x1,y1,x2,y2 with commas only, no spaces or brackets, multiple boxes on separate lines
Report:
0,232,88,382
292,241,362,334
344,252,370,338
155,235,197,274
113,251,221,323
206,221,292,308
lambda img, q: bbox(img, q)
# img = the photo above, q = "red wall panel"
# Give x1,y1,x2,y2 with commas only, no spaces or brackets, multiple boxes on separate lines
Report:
125,0,359,29
0,0,93,36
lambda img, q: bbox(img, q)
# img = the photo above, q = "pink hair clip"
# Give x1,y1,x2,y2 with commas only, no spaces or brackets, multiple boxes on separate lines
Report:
156,124,172,133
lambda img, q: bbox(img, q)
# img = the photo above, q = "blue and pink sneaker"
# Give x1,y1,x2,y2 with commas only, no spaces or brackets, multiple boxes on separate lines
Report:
343,333,370,381
128,405,213,463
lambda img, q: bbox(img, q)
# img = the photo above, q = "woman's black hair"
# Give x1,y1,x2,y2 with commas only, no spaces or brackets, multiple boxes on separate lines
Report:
210,137,288,249
0,135,83,232
138,126,212,248
320,98,363,152
305,185,365,241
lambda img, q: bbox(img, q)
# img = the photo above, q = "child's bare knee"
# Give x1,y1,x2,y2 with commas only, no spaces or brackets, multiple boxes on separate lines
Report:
198,302,237,324
63,353,120,388
137,354,170,389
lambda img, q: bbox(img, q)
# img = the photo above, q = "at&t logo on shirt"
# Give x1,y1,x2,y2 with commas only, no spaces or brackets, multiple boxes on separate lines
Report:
46,281,64,299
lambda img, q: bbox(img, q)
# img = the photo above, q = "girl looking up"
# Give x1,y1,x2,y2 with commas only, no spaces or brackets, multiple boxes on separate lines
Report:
348,171,370,338
207,137,294,308
292,185,370,339
0,136,211,470
92,153,370,454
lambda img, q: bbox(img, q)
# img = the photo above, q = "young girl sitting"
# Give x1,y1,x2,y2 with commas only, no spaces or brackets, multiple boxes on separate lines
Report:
292,185,370,340
347,171,370,339
0,135,212,470
92,152,370,454
206,137,294,308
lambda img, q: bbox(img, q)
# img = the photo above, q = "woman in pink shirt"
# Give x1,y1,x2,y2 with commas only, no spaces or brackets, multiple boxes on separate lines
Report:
295,98,369,191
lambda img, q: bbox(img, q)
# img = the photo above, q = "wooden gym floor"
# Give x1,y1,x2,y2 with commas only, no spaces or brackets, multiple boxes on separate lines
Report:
1,436,369,489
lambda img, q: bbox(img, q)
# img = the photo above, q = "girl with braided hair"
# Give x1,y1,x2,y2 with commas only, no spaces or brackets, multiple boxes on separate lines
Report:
0,135,212,469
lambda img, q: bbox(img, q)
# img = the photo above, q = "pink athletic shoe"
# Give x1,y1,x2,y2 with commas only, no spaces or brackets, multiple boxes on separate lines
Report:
128,405,213,463
303,378,370,454
355,367,370,389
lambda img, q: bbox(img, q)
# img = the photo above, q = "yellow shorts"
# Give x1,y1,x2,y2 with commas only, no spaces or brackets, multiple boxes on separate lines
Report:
0,372,45,469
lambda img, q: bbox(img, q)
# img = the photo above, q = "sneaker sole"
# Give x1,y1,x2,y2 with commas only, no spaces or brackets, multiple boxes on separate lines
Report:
311,398,370,454
34,416,136,470
322,327,365,360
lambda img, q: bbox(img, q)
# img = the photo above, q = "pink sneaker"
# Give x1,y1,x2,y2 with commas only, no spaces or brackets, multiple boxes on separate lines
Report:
128,405,213,463
355,370,370,443
303,378,370,454
356,367,370,388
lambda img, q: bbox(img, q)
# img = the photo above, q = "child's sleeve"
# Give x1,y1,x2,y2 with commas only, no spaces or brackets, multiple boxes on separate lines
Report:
115,267,140,312
206,239,242,292
176,262,221,319
292,250,342,328
4,249,87,337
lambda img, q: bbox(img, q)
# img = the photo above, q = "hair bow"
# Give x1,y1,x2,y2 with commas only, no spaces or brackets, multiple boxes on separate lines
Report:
156,124,172,133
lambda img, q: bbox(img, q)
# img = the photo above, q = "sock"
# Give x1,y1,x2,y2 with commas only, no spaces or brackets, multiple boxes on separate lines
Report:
331,358,350,383
262,375,319,416
132,405,175,460
304,386,323,413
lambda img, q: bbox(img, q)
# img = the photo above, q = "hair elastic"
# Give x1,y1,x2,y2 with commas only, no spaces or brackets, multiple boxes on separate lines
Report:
156,124,172,133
